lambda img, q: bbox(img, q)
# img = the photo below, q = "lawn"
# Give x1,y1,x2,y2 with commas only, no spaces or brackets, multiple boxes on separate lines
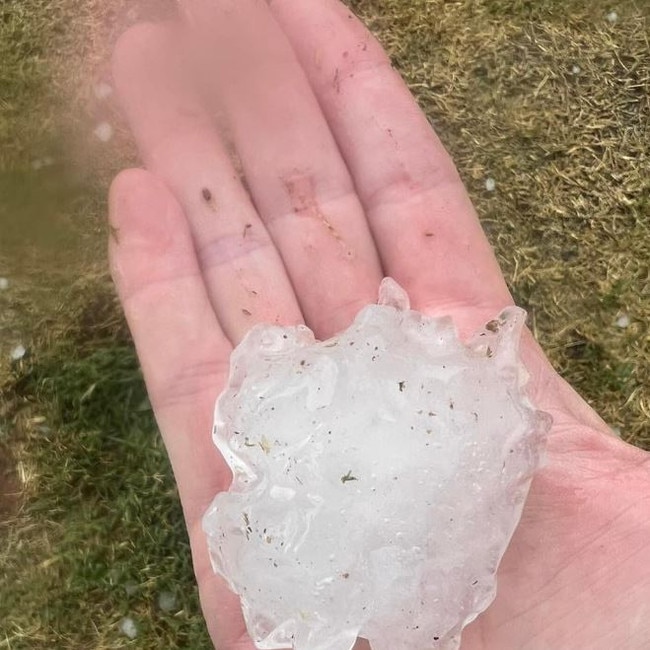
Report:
1,0,648,647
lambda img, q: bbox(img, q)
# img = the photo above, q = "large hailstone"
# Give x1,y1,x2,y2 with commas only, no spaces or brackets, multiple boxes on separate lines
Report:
203,279,549,650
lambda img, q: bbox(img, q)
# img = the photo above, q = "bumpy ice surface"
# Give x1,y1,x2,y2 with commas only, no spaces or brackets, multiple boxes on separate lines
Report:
203,279,549,650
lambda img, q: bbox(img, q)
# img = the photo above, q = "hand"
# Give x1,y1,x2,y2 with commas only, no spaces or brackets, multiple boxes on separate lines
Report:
107,2,650,648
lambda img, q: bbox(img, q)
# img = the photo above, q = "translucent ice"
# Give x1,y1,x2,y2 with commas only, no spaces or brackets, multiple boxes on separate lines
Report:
204,279,549,650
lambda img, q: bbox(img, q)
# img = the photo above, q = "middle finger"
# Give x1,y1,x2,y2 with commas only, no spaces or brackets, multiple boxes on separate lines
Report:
180,0,384,338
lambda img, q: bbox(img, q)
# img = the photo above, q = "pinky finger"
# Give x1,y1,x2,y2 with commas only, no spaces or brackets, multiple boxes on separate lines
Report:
109,169,253,648
109,168,231,517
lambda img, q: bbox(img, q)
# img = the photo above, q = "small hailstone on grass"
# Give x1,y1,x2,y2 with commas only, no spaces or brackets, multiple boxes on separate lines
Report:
485,177,496,192
32,157,55,170
606,10,618,23
615,313,630,329
0,277,9,290
119,617,138,639
94,81,113,100
571,64,581,75
124,581,138,596
158,591,178,612
10,344,26,361
94,121,114,143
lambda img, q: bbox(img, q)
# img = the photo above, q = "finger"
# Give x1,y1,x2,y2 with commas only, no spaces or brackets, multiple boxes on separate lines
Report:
268,2,610,433
269,1,512,320
109,168,253,649
111,22,303,344
109,168,230,513
179,0,383,338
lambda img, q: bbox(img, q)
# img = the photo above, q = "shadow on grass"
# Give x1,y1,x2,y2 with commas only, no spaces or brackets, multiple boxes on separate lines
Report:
0,280,211,649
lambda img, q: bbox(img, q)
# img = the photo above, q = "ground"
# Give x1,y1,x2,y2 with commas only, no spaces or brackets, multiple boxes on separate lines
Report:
0,0,648,648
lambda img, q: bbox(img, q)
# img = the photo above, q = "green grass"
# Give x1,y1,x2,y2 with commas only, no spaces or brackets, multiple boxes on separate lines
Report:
1,0,649,647
1,280,211,648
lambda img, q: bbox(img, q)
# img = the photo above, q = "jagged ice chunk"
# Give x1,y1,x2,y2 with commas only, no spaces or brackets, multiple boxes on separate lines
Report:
204,278,549,650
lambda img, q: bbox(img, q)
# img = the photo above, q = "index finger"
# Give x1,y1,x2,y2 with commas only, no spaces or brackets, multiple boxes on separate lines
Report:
269,0,512,322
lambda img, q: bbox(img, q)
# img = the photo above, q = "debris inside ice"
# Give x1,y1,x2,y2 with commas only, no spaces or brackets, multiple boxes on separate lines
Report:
203,278,550,650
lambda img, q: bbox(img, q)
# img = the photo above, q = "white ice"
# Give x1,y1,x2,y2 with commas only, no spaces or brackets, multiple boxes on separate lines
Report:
204,279,549,650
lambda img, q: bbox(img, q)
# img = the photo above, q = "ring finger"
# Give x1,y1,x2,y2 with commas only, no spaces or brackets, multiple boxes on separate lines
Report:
112,21,303,343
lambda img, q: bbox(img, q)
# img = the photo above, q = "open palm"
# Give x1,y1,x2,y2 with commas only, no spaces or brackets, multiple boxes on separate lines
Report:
108,2,650,648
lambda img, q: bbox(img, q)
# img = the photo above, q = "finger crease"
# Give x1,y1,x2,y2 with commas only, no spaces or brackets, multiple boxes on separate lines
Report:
196,231,274,270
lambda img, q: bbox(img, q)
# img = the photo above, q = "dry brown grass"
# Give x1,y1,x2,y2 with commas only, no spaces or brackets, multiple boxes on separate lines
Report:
349,0,649,448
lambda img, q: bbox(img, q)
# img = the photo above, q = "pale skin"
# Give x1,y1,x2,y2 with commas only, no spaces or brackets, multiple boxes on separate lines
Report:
107,1,650,648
